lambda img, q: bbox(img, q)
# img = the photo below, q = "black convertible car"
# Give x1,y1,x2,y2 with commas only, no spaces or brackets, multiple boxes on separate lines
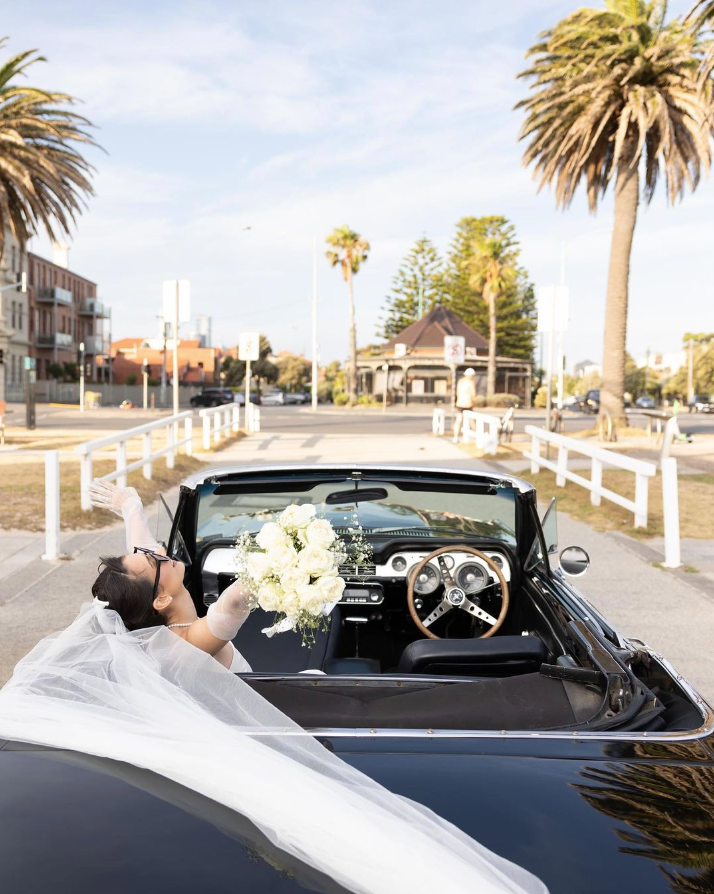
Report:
2,464,713,894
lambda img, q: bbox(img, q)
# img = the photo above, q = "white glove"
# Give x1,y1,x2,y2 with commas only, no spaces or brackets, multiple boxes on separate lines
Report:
206,579,253,641
90,478,160,553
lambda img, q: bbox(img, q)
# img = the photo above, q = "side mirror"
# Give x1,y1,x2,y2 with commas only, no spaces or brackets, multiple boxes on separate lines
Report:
559,546,590,577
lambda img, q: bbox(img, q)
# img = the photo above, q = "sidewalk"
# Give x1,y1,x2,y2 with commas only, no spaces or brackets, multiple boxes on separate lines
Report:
1,427,712,704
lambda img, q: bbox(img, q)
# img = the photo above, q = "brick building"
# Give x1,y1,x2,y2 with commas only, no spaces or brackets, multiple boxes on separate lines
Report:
111,337,222,385
28,245,110,382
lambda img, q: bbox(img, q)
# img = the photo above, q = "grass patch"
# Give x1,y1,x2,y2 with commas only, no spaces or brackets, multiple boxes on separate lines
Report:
519,467,712,540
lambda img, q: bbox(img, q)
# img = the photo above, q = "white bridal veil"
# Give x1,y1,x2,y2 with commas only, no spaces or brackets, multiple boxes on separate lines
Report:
0,603,548,894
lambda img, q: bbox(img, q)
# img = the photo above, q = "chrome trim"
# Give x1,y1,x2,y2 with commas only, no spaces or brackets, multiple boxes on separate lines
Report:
181,463,534,494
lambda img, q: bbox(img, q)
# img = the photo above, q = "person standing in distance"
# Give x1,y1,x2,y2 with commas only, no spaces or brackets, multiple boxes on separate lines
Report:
452,367,478,443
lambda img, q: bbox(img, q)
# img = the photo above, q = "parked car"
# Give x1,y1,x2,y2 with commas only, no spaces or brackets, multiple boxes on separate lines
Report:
635,395,655,409
189,387,235,408
5,464,712,894
689,394,713,413
260,389,285,406
283,391,310,405
233,391,261,406
575,388,600,413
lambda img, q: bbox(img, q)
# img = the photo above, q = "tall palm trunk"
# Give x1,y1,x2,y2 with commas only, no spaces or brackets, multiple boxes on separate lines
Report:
486,290,497,402
347,268,358,404
600,145,639,432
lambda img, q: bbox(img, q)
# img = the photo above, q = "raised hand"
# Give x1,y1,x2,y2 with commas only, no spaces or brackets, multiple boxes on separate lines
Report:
89,479,142,517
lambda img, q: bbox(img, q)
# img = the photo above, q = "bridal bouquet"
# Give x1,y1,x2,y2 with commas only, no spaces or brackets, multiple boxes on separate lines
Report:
233,504,370,644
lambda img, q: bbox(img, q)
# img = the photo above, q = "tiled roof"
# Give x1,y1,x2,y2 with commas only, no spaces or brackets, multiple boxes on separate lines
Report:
382,305,488,350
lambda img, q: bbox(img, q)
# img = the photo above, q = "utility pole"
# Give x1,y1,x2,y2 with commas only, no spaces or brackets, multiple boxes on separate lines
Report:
311,239,318,413
79,341,86,412
142,357,149,410
687,338,694,405
173,281,180,418
161,321,168,409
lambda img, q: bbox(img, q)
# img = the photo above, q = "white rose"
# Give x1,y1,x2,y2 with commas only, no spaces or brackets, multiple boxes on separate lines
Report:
256,522,288,551
280,590,301,618
267,543,298,573
305,518,336,549
280,566,310,592
246,552,271,583
279,503,316,531
315,574,346,605
257,581,284,613
296,583,326,616
298,545,335,577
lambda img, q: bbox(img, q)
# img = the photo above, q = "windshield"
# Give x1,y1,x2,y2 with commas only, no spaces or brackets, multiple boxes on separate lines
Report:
196,478,517,546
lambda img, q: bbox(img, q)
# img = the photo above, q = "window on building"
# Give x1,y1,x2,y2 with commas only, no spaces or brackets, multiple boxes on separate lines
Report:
10,301,16,329
11,246,16,272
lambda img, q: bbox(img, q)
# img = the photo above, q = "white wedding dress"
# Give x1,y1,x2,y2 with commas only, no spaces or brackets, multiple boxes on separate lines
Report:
0,601,549,894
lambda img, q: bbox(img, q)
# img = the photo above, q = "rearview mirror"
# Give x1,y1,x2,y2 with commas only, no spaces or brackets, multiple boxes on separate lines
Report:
559,546,590,577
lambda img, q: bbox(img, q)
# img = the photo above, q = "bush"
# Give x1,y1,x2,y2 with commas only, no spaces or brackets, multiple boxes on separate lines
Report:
357,395,380,407
333,392,349,406
125,374,137,386
533,386,548,408
473,394,487,408
490,392,521,407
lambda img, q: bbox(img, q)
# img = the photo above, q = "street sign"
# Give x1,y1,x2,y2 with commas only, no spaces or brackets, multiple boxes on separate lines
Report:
239,331,260,361
162,280,191,323
537,285,569,333
443,336,465,365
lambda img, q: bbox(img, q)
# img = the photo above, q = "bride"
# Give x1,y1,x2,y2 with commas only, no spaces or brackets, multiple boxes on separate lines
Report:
0,481,549,894
88,478,253,672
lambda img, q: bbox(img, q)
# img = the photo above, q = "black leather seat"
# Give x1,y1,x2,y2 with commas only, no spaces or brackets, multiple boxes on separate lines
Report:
324,657,381,675
397,636,546,677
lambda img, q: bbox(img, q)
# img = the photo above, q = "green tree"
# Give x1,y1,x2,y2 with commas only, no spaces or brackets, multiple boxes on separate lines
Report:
517,1,713,432
276,354,311,391
442,217,537,360
221,335,277,389
379,237,448,339
0,38,96,257
463,229,520,401
667,333,714,397
326,225,370,404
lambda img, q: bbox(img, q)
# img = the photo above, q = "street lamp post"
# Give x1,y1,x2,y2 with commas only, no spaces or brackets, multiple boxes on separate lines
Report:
142,358,149,410
79,341,86,412
381,363,388,413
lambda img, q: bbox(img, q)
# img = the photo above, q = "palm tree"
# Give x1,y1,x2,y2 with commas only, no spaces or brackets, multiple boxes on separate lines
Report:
326,225,370,404
0,38,96,257
463,229,519,402
517,1,713,431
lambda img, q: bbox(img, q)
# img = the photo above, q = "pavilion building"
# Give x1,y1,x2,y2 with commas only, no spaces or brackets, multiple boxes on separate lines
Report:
357,306,532,406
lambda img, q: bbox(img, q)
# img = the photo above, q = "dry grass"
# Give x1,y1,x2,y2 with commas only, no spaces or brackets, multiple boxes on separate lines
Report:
519,469,711,540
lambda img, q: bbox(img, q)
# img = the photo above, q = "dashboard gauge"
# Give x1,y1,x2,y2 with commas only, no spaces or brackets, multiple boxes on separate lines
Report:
488,554,503,569
456,563,488,594
391,555,407,572
440,555,455,570
410,563,440,595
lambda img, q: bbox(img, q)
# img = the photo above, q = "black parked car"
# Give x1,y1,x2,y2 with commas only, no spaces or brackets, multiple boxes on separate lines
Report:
189,387,235,408
2,465,712,894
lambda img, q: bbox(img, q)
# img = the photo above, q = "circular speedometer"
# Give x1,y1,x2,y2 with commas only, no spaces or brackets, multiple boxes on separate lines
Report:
456,563,488,594
410,563,440,595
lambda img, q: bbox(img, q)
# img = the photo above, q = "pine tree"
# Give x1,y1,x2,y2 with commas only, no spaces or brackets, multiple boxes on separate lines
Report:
443,217,537,360
379,237,448,340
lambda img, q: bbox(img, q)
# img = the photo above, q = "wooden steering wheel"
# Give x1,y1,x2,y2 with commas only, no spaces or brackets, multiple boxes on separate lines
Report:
407,546,510,640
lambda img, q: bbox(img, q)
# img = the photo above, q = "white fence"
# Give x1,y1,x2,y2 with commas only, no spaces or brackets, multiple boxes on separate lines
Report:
200,404,240,450
525,425,680,568
432,408,445,436
76,411,194,511
525,425,656,528
462,411,500,456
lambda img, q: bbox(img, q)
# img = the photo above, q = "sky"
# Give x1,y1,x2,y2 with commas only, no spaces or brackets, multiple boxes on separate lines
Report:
5,0,711,370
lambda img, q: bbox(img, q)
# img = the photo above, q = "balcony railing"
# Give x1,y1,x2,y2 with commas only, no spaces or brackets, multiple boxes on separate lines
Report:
84,334,109,354
37,332,74,349
79,298,107,317
36,286,73,306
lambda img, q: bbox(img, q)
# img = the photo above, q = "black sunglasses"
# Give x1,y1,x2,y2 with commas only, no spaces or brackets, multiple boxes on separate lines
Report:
133,547,171,602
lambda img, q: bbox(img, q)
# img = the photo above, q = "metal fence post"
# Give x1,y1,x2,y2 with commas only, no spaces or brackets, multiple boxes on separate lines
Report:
79,450,93,511
43,450,61,561
662,457,681,567
116,440,128,488
185,416,193,456
143,432,153,480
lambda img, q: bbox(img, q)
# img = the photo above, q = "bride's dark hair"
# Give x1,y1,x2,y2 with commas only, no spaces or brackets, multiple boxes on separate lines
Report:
92,556,168,632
